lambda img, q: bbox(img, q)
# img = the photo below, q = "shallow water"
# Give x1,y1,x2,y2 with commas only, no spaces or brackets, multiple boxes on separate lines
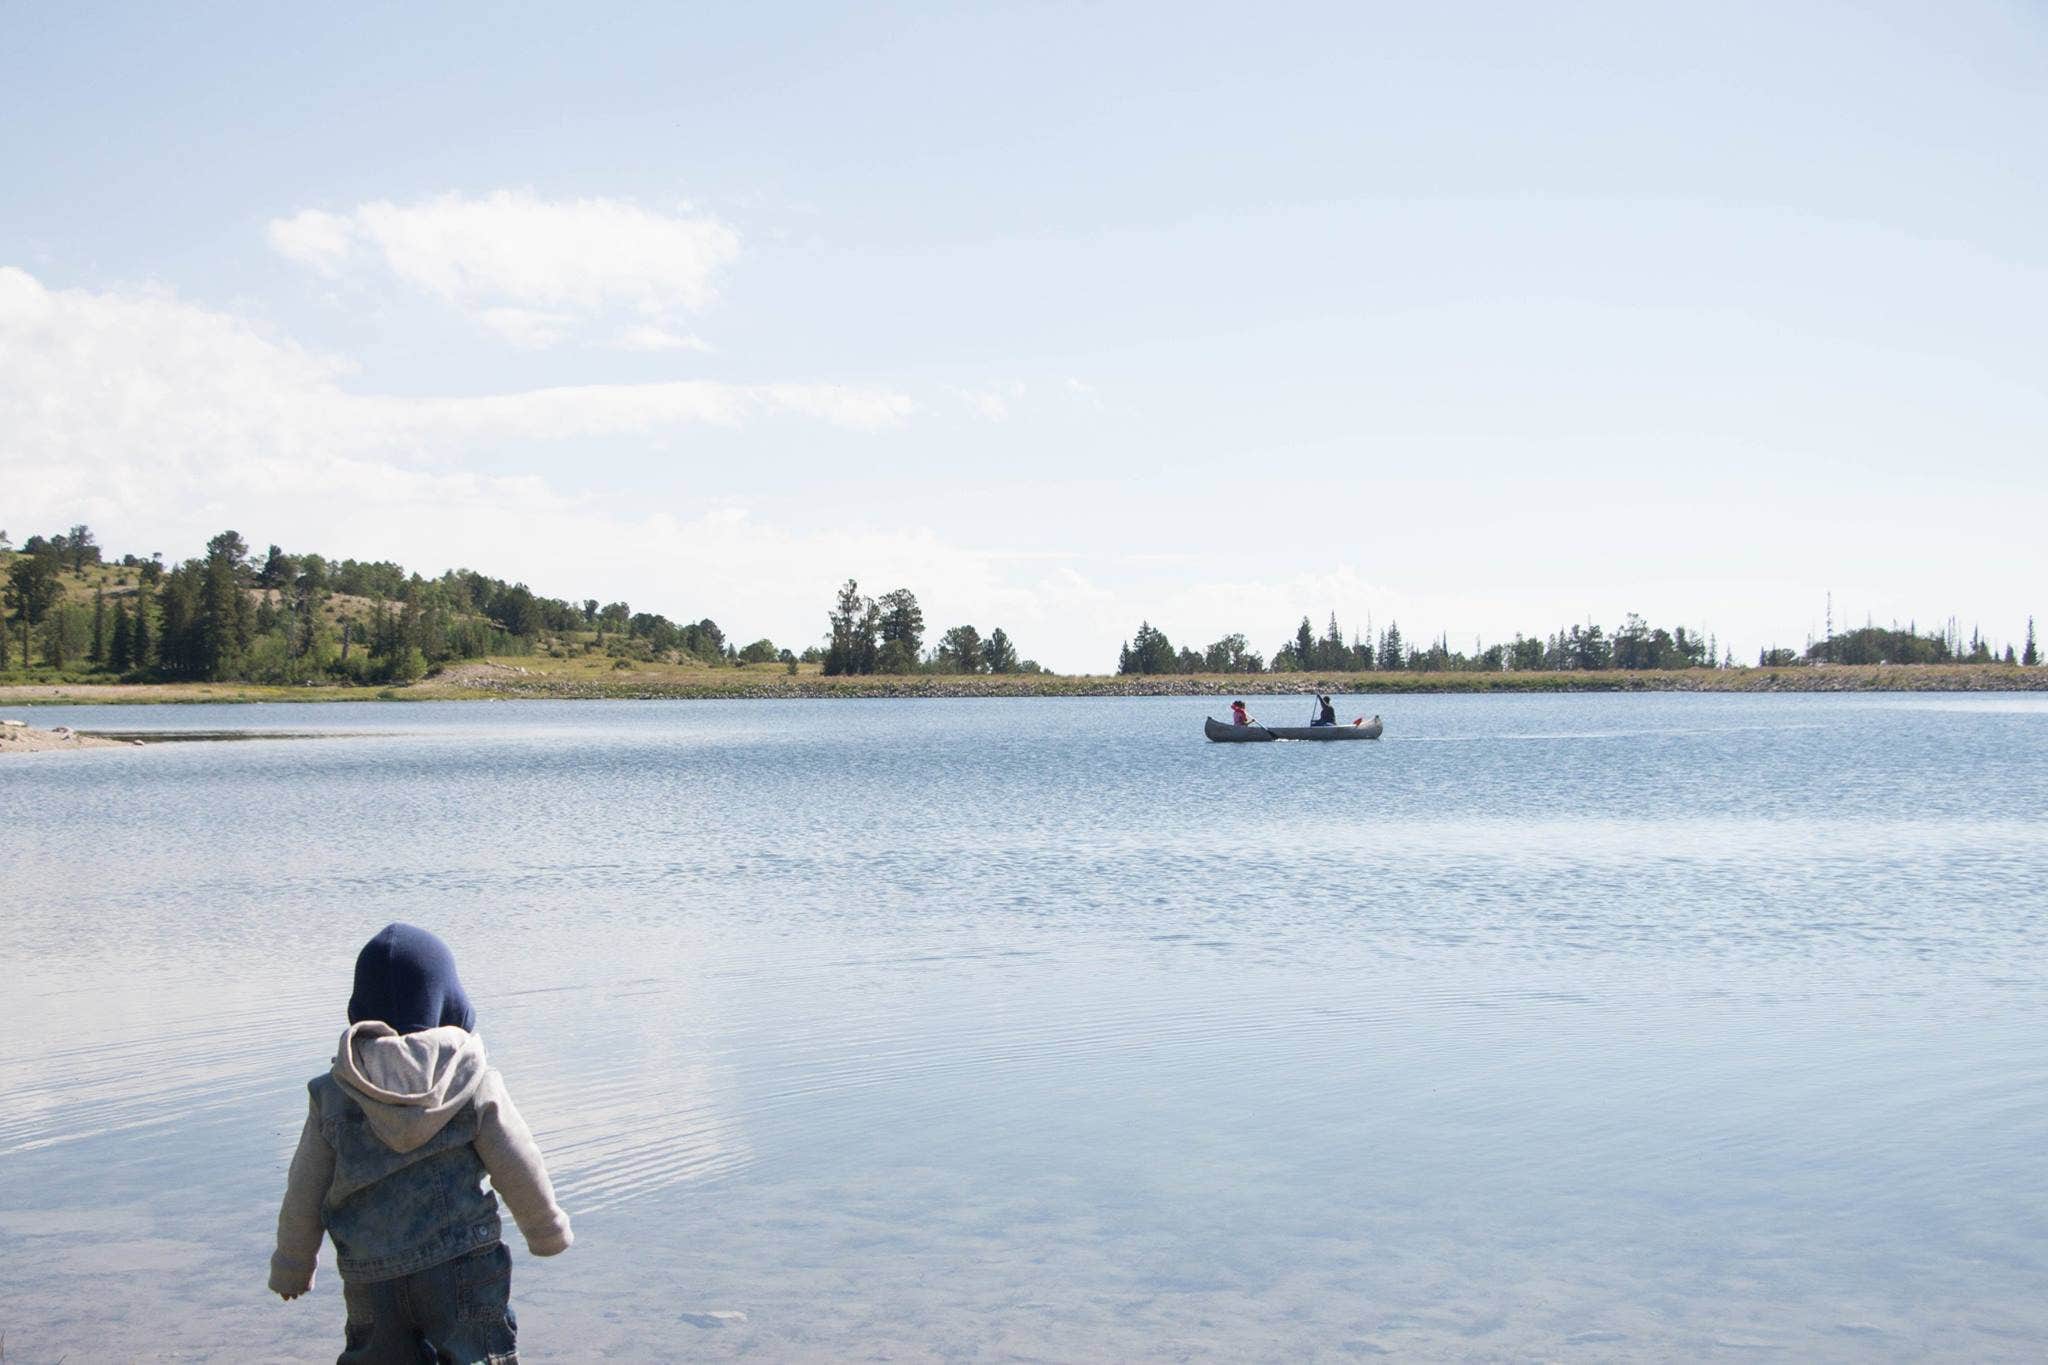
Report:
2,693,2044,1361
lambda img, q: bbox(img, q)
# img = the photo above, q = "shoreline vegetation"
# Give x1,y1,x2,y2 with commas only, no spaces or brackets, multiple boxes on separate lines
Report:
3,657,2045,708
3,526,2042,708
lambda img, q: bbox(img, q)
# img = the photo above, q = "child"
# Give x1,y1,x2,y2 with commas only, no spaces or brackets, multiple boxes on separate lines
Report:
271,923,573,1363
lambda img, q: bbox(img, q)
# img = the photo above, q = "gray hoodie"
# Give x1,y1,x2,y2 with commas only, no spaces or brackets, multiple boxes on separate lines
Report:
270,1021,572,1294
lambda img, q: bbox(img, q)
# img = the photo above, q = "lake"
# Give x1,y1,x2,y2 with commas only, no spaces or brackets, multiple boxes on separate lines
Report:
2,693,2044,1361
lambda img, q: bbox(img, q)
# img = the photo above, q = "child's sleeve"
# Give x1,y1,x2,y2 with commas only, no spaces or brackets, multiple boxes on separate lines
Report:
474,1070,575,1256
269,1093,333,1295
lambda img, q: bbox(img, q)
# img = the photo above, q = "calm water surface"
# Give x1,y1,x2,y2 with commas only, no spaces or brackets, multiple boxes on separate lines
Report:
2,693,2044,1361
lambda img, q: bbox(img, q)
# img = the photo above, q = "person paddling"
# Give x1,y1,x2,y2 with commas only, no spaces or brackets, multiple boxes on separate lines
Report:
1230,699,1257,727
1310,693,1337,727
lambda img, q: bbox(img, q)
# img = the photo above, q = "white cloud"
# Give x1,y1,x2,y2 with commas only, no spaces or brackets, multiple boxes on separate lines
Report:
266,209,356,276
0,266,909,504
380,379,915,441
613,324,711,353
0,266,1108,660
477,306,577,348
950,381,1025,422
961,391,1009,421
266,190,741,347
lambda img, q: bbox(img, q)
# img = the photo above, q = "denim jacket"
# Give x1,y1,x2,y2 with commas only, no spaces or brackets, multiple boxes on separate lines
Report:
311,1073,503,1282
270,1023,573,1296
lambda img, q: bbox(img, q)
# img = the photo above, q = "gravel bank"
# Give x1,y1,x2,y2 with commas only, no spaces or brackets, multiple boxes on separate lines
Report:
0,719,131,753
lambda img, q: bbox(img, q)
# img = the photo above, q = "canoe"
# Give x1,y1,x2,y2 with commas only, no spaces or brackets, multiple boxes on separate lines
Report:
1205,715,1383,742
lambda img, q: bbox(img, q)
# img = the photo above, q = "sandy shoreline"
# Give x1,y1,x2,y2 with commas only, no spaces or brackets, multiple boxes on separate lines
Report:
0,719,133,753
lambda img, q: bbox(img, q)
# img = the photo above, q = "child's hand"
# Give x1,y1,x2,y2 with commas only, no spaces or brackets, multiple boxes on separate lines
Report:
269,1259,316,1299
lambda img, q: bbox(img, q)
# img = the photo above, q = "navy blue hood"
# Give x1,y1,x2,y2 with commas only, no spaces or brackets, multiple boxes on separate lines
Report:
347,923,476,1035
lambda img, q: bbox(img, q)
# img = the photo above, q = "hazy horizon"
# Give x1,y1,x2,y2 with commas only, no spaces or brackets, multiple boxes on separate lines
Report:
5,2,2044,670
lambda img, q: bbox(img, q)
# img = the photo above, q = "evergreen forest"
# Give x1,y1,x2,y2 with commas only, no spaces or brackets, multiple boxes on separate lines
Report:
0,525,742,684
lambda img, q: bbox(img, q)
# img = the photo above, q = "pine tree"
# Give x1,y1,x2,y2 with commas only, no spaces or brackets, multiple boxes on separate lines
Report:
2025,617,2038,667
68,525,96,572
1117,622,1176,675
90,587,107,665
983,627,1019,674
131,584,153,672
198,530,252,678
4,550,60,665
43,609,69,668
1377,622,1405,671
108,598,133,673
876,589,923,673
292,572,328,660
257,544,296,588
855,597,880,674
824,579,878,676
936,624,985,673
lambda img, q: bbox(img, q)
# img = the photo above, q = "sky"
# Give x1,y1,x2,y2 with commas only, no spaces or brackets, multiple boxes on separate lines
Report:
3,1,2044,670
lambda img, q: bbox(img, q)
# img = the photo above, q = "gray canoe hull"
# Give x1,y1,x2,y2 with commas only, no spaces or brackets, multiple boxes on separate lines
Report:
1205,716,1383,742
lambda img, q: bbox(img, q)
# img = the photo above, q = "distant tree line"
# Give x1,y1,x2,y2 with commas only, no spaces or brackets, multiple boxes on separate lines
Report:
1802,620,2016,666
9,524,2036,684
1116,613,1716,675
819,579,1039,675
1114,609,2039,676
0,525,749,684
578,597,739,666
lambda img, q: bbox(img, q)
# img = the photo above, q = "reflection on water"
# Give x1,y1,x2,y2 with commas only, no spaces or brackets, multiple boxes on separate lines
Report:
3,693,2045,1360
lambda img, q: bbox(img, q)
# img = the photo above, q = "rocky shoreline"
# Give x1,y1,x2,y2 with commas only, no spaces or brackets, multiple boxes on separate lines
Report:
413,661,2048,701
2,662,2043,708
0,719,132,753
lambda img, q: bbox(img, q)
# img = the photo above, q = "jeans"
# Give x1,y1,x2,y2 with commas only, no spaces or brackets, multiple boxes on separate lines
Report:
339,1242,518,1364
